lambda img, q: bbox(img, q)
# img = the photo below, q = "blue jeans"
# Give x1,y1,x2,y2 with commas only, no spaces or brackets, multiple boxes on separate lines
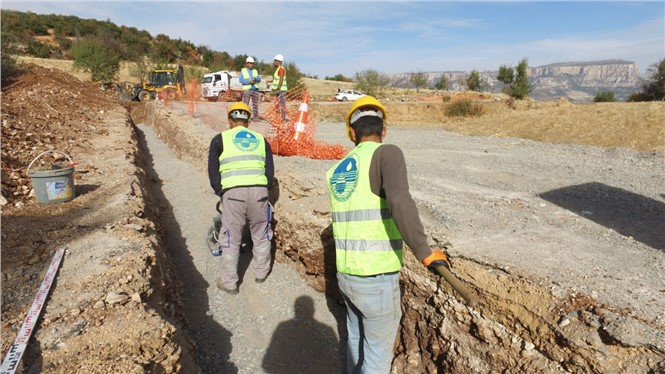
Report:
337,272,401,374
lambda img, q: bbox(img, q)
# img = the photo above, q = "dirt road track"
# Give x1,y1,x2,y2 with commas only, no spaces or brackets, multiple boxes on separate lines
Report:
135,124,344,373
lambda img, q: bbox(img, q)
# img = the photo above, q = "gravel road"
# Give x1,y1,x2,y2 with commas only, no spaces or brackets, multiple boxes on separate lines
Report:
136,124,345,374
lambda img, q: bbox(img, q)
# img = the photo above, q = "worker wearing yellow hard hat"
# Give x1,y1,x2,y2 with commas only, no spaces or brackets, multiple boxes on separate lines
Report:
207,102,275,295
344,95,388,143
327,96,450,372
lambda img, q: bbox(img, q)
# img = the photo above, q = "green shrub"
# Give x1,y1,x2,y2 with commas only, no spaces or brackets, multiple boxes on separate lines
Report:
70,39,120,82
441,94,451,102
466,70,483,92
594,91,616,102
627,92,648,102
1,53,20,86
26,40,53,58
446,99,484,117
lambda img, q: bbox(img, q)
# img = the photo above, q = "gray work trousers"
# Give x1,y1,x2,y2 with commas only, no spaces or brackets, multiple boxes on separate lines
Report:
219,186,273,289
242,90,261,117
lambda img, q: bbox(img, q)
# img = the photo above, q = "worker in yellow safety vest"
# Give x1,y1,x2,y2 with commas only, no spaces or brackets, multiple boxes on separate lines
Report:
326,96,450,373
207,102,275,295
271,54,288,120
240,56,262,117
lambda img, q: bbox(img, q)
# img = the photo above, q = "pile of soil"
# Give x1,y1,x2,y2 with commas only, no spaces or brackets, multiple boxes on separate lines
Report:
1,64,197,373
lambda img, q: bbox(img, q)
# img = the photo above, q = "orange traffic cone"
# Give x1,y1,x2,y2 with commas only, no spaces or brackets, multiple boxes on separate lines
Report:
294,91,309,141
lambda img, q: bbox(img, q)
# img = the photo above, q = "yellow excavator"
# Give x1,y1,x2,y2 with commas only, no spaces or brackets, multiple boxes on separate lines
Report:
121,64,186,101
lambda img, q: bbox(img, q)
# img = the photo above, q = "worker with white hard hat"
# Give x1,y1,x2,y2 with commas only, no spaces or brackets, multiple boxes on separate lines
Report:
271,54,287,120
240,56,262,117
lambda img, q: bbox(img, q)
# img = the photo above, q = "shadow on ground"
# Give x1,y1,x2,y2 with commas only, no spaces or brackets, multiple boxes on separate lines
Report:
539,182,665,251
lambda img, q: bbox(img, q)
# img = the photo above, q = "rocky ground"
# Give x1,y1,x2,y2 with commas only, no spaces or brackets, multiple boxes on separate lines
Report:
2,63,664,373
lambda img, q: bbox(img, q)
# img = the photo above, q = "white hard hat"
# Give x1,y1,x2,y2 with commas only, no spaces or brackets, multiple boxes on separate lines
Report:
273,54,284,62
246,56,255,63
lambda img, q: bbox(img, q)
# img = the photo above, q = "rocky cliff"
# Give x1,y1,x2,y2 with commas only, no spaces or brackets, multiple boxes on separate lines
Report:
393,60,644,102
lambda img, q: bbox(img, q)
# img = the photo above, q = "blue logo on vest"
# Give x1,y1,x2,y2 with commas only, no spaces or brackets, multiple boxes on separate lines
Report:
233,130,259,152
330,157,358,202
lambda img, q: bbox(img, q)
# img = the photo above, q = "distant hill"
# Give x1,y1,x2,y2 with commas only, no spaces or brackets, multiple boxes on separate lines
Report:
390,60,644,102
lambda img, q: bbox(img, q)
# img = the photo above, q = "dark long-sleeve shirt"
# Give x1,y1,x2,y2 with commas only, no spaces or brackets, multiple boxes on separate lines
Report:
207,133,274,196
368,143,432,261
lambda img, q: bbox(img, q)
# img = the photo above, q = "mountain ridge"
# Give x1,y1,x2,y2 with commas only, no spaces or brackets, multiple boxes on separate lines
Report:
391,59,644,102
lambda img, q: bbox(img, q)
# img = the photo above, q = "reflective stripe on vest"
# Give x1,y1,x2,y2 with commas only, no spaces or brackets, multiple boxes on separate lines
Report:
272,66,288,91
327,141,403,276
241,68,259,90
219,127,267,189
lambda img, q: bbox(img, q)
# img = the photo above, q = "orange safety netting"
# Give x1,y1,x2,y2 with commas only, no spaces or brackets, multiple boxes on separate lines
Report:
186,83,349,160
261,85,348,159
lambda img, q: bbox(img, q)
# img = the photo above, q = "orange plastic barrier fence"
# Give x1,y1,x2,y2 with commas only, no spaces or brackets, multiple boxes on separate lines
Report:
185,83,349,160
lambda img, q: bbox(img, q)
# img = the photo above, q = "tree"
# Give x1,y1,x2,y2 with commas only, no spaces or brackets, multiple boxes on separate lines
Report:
434,74,449,91
496,65,514,85
641,58,665,101
354,69,390,96
498,59,532,99
511,58,532,100
285,62,304,91
70,39,120,82
410,71,428,93
466,70,483,91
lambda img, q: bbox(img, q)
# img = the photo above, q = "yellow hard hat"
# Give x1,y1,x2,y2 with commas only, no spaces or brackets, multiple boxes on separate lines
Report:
345,96,387,141
228,102,252,120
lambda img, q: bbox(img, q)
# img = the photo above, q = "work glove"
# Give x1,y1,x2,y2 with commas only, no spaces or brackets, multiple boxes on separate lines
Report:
421,250,451,274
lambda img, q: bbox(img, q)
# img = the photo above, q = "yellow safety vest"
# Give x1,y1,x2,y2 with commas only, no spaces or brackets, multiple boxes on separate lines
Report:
327,142,403,275
241,67,259,91
272,66,288,92
219,127,268,189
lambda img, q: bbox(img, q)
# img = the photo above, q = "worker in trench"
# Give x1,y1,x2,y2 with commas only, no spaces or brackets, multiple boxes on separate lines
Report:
207,102,275,295
326,96,451,373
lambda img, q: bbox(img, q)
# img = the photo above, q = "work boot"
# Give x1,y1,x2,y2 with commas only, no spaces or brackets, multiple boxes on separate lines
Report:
255,276,267,284
217,279,238,295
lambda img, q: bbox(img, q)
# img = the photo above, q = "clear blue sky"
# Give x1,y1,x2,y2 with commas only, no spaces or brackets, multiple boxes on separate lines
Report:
3,1,664,77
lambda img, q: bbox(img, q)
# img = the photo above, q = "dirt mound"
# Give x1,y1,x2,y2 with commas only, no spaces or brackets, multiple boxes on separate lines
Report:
1,64,118,206
2,64,197,372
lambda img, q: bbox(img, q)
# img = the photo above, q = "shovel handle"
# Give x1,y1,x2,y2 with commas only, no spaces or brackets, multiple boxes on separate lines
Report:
434,265,478,308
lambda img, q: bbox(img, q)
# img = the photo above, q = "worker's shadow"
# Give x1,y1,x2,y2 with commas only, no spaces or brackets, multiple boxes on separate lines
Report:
238,177,281,283
321,223,348,371
262,295,342,373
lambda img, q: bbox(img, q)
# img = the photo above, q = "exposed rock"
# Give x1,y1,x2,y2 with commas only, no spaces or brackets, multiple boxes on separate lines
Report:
391,59,644,102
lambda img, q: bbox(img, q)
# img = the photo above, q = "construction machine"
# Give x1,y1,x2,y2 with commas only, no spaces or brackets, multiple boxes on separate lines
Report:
120,64,186,102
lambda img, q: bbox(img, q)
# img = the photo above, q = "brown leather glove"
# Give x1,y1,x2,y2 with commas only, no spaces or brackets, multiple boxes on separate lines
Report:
421,250,451,273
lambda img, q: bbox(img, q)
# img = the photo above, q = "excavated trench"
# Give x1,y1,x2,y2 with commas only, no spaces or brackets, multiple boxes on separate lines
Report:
131,101,664,373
